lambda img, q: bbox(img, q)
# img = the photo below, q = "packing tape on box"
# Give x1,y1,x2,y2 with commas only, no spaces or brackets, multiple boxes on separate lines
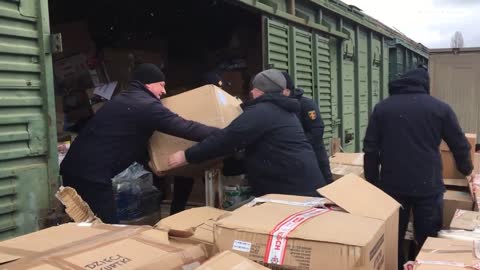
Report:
247,197,329,208
404,260,480,269
353,154,364,166
264,207,331,265
3,225,207,270
439,230,480,241
403,240,480,269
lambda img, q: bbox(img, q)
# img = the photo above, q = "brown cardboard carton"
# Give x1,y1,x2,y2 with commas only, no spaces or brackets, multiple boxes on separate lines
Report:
197,251,269,270
411,237,479,269
319,174,400,270
443,190,474,228
474,153,480,175
444,178,469,187
450,209,480,230
156,207,229,257
329,152,364,166
330,163,365,180
0,223,207,269
441,133,477,179
149,85,242,175
215,174,400,270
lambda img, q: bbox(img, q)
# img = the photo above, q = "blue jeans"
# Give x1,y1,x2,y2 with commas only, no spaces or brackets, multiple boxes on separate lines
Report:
389,193,443,270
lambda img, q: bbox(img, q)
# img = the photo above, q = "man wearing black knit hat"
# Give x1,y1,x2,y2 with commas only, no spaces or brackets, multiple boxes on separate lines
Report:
60,63,218,223
168,69,327,197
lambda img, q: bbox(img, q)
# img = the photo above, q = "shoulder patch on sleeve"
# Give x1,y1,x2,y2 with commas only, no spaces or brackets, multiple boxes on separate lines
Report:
308,110,317,120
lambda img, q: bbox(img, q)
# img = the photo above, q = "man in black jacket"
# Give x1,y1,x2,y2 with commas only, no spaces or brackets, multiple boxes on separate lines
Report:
282,72,333,184
168,69,327,197
60,63,218,223
363,66,473,269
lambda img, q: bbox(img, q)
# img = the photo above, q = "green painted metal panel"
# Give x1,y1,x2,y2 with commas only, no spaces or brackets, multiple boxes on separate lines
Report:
382,38,389,99
369,34,382,112
354,27,368,151
0,0,57,239
329,37,340,141
292,27,314,98
339,23,355,152
314,34,333,152
266,18,290,71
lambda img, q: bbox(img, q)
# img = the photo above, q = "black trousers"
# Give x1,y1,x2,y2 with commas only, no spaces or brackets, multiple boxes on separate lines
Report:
62,177,119,224
170,177,194,215
389,193,443,270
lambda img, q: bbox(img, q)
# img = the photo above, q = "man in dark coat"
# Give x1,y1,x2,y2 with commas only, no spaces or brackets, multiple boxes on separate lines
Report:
168,69,327,197
60,63,218,223
282,72,333,184
363,66,473,269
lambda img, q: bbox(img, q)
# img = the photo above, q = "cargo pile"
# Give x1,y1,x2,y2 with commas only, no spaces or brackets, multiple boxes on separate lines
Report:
0,174,402,270
403,135,480,269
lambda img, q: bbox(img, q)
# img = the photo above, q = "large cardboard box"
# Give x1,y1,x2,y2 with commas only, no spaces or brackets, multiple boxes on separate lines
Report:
149,85,242,175
197,251,269,270
329,152,364,166
450,209,480,230
443,190,474,228
156,207,229,256
441,133,477,179
444,178,469,187
215,174,400,270
0,223,207,269
410,237,479,269
330,163,365,180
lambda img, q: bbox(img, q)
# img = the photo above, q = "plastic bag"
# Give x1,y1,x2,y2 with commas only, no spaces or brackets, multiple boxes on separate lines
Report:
112,162,161,221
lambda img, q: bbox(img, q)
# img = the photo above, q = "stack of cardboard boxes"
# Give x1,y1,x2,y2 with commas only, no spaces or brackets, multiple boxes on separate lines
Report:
441,133,477,228
408,137,480,269
0,174,400,270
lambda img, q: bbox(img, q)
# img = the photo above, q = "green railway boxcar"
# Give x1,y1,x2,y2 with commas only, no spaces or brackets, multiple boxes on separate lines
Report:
0,0,427,238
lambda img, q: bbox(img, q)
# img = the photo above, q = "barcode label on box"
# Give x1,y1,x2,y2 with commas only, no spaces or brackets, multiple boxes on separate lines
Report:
233,240,252,253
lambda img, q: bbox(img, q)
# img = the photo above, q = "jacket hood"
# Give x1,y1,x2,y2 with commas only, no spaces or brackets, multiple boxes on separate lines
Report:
389,68,430,95
291,88,304,98
242,93,300,113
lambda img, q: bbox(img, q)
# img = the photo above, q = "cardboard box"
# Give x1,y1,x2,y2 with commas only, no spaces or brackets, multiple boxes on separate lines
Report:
197,251,269,270
149,85,242,175
330,163,364,181
156,207,229,256
0,223,207,269
441,133,477,179
443,190,474,228
329,152,364,166
450,209,480,230
54,54,105,89
215,174,400,270
444,178,469,187
410,237,479,269
474,153,480,175
438,229,480,241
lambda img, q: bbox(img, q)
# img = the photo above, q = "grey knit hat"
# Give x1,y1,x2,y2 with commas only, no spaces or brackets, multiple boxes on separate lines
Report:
251,69,286,93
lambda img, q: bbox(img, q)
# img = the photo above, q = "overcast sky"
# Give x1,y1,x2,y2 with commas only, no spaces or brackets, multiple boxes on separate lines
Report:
344,0,480,48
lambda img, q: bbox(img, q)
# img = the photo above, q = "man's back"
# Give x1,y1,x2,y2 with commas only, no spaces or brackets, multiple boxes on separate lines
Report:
185,94,326,197
364,68,472,197
244,97,324,196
